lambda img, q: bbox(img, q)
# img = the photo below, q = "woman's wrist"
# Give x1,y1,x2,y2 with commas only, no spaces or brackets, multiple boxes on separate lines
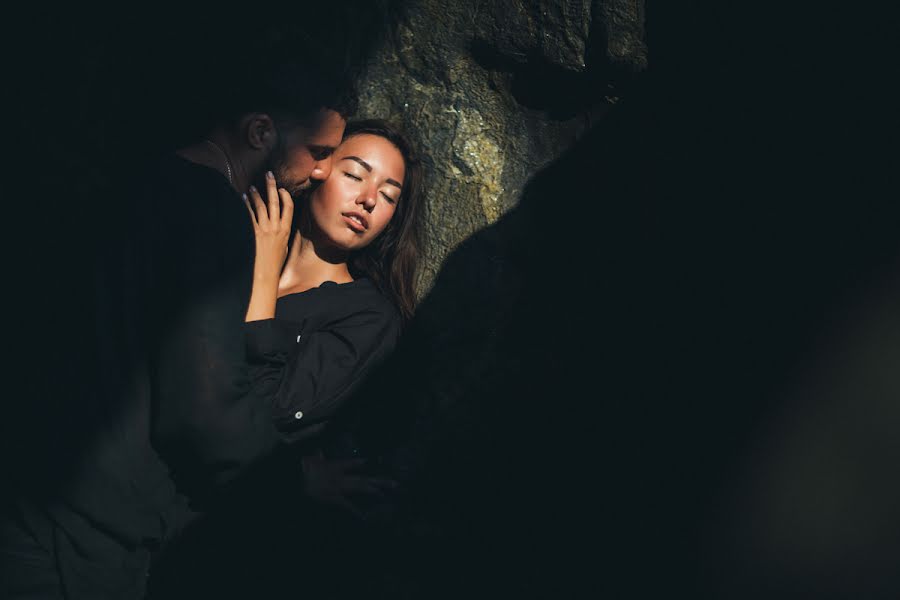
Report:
246,263,281,322
252,262,282,285
253,272,280,287
245,287,278,321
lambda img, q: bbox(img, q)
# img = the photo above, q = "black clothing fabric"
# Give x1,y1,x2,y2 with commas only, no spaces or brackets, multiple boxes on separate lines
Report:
252,278,402,442
1,155,295,599
146,280,402,599
139,156,287,503
2,153,402,598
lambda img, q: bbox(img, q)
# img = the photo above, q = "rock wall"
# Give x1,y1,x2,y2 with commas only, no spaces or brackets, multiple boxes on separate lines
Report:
356,0,646,294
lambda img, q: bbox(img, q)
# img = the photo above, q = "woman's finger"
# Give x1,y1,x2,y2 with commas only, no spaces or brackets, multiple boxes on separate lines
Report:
278,187,294,227
265,171,279,223
242,194,258,230
249,185,268,226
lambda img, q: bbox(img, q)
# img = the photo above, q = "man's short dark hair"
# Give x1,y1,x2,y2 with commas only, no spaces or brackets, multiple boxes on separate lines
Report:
215,32,360,128
255,54,360,123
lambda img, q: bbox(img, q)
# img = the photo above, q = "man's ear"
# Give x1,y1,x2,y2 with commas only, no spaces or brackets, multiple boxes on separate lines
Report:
244,113,277,151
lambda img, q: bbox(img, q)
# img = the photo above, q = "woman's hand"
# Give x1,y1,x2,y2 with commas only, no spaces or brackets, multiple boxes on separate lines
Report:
243,171,293,322
244,171,294,282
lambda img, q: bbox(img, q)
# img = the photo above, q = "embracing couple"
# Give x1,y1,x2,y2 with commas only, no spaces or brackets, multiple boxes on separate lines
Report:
1,31,424,600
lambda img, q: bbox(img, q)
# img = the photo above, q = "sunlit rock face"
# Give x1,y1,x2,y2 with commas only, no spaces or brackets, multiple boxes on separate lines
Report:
356,0,646,294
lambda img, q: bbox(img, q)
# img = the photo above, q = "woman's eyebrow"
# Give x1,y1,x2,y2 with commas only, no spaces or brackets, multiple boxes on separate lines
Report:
341,156,371,171
342,156,402,188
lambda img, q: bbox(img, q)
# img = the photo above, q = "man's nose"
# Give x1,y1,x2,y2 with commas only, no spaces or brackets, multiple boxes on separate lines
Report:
310,157,333,182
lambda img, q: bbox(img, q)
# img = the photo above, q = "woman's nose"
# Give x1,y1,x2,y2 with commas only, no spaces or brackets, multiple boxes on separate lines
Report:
357,189,376,210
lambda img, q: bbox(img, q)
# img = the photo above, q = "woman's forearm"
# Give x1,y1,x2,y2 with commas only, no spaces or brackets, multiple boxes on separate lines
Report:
245,270,280,322
242,176,292,323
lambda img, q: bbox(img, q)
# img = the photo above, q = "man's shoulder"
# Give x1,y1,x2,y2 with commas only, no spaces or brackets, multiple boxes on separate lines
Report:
128,153,251,269
136,153,230,196
131,153,241,227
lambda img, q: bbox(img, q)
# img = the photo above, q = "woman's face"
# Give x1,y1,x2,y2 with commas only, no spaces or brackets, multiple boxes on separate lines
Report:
308,133,404,252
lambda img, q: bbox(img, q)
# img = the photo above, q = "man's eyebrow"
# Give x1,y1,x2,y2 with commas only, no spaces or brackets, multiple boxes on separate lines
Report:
341,156,372,171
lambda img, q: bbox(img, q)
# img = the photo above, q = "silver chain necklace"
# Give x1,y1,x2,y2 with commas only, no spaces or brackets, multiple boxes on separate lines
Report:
204,139,234,185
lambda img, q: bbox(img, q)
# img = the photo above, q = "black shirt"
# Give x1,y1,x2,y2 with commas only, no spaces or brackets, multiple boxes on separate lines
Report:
247,278,401,443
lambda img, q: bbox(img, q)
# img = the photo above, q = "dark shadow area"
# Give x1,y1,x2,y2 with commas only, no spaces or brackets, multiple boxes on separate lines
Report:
470,39,618,120
469,17,640,122
5,3,400,486
334,3,898,598
3,4,401,595
5,1,898,598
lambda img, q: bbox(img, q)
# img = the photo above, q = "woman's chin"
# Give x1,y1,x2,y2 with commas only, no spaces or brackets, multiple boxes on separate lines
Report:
321,231,369,254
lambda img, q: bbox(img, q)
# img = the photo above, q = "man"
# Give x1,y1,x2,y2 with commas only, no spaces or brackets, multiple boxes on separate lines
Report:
0,45,355,599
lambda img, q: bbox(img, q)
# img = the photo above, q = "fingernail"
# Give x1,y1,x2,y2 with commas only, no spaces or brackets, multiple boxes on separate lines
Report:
266,171,274,180
249,185,256,192
242,193,247,200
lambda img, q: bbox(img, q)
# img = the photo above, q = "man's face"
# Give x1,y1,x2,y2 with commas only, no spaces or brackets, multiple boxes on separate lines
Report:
268,108,346,197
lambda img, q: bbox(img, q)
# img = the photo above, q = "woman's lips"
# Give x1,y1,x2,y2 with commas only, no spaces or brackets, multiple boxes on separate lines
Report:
342,214,367,233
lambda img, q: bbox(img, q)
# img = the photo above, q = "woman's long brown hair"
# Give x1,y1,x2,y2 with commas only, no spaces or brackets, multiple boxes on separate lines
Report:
342,119,425,323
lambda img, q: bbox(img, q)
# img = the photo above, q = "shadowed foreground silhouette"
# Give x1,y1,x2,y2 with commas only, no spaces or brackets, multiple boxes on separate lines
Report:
6,2,898,598
150,5,899,597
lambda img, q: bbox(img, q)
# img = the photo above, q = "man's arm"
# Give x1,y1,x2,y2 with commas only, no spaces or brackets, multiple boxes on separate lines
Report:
140,171,292,504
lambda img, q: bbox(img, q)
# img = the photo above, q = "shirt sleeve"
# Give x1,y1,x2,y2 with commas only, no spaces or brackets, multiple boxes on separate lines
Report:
141,174,291,505
247,306,401,440
244,318,300,365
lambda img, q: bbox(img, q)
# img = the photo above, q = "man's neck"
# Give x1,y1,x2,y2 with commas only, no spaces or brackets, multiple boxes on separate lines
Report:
176,129,260,193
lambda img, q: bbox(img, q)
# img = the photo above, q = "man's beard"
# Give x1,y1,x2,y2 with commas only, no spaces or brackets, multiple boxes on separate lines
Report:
277,169,312,198
260,151,312,234
265,143,315,198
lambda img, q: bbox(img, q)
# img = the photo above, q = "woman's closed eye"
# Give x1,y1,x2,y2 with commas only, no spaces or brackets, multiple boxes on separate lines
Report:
344,171,398,203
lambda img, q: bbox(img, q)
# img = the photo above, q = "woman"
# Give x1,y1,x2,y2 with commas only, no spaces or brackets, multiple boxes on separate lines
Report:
233,120,424,595
242,118,424,446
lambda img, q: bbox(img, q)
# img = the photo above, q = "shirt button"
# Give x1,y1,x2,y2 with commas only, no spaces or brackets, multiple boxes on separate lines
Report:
296,335,302,343
294,411,303,420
